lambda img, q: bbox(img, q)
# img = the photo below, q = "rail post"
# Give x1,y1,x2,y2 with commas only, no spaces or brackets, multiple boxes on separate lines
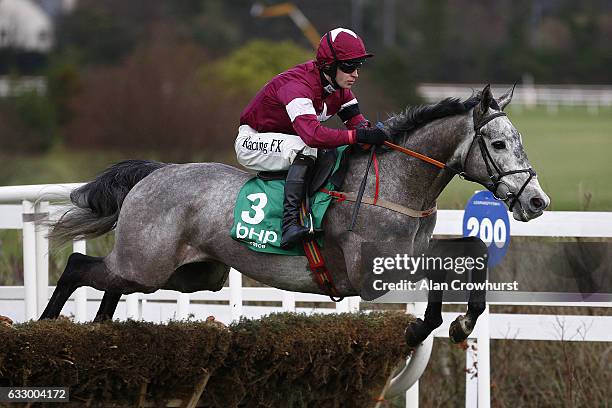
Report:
229,268,243,321
73,239,88,322
22,200,37,320
35,201,49,317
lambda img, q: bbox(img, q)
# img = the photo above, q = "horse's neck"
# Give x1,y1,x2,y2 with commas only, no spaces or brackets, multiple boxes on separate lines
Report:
380,113,472,209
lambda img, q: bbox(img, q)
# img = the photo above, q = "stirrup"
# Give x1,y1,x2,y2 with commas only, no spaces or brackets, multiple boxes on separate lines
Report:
280,225,311,248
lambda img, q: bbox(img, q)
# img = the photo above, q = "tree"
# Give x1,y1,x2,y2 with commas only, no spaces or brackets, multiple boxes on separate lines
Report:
210,40,312,96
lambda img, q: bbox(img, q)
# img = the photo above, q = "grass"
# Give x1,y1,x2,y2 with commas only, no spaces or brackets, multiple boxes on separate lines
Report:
0,145,239,187
438,105,612,211
0,147,127,186
412,335,611,407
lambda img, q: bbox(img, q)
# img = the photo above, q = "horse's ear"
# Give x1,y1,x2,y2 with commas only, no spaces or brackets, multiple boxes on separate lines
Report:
498,83,516,111
478,84,493,116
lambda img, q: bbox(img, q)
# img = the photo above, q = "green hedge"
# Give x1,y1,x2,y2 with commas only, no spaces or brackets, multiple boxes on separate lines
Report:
0,312,414,407
0,319,230,406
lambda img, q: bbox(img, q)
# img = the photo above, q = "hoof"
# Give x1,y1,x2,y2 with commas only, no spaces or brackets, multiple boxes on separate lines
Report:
449,315,473,344
404,318,429,348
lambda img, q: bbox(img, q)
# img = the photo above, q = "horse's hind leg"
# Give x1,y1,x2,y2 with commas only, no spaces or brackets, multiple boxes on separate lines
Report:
449,237,488,343
41,252,148,321
93,292,122,322
40,253,110,320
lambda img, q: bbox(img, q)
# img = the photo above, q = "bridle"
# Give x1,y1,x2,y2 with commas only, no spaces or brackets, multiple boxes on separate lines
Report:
461,111,536,211
384,109,536,212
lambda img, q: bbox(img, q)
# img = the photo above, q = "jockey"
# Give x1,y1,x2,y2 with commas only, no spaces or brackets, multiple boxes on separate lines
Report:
235,27,387,248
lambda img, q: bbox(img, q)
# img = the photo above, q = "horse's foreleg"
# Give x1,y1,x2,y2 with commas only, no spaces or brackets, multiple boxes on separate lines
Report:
404,265,446,348
449,237,488,343
404,290,444,348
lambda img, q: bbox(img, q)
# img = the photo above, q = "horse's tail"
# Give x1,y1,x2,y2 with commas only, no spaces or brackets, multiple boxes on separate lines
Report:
49,160,168,245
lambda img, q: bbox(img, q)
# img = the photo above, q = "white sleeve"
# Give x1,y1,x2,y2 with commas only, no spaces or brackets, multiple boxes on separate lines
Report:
285,98,317,122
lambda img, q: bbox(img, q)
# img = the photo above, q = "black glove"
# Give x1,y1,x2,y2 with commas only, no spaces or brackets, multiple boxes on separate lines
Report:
356,127,387,145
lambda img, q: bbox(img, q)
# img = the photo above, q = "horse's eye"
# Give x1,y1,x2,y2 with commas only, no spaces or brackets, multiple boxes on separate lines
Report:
492,141,506,150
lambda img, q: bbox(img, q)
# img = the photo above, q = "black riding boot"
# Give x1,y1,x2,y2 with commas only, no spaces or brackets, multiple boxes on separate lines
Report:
280,154,315,249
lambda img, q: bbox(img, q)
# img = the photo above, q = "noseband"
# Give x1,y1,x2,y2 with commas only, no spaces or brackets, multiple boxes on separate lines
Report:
461,111,536,211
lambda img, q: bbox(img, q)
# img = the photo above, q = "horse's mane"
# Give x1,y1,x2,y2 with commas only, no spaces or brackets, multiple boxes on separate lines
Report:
385,94,482,143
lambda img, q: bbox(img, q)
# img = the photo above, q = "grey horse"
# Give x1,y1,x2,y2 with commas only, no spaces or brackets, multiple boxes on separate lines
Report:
41,85,549,346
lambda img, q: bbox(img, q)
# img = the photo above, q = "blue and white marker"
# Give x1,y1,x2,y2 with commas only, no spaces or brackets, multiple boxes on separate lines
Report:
462,190,510,268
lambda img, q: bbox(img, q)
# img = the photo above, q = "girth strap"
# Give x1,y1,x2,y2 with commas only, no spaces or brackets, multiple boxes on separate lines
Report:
303,239,344,302
299,202,344,302
322,189,437,218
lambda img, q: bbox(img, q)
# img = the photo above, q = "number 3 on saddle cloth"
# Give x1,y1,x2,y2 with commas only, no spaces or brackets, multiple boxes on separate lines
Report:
230,146,349,256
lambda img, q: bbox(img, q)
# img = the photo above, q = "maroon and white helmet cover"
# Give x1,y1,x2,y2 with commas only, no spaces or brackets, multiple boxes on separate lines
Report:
316,27,373,66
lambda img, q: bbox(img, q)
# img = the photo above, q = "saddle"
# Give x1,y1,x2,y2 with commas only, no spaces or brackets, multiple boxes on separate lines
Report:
230,147,350,256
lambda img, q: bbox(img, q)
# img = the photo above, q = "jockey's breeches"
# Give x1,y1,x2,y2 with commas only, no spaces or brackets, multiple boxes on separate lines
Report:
235,125,318,172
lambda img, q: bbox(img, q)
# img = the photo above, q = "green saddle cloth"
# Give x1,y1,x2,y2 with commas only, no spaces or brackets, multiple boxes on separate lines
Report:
230,146,347,255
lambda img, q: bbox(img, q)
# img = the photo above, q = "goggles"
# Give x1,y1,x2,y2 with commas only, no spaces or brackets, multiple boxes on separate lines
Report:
337,59,365,73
